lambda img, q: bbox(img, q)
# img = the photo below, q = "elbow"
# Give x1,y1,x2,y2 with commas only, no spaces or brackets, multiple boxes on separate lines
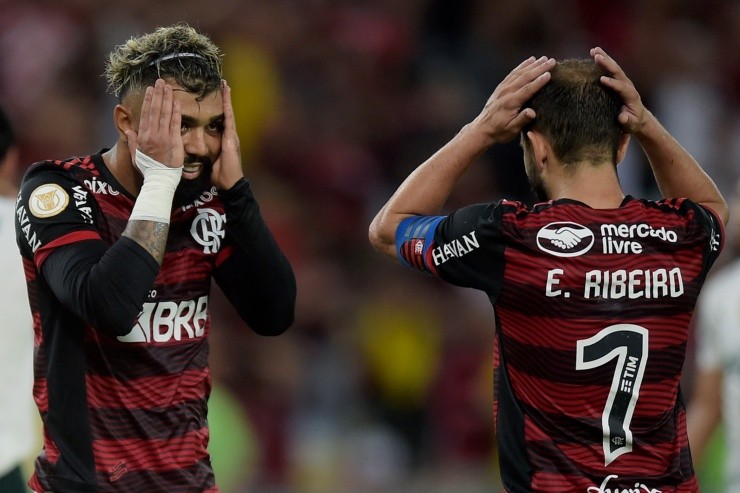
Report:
369,211,404,261
368,221,380,252
703,194,729,226
248,280,296,336
368,213,388,253
90,307,142,338
249,305,295,336
75,285,144,338
717,200,730,227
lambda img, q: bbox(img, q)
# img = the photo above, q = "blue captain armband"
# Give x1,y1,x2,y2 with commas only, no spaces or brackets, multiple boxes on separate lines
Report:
395,215,445,274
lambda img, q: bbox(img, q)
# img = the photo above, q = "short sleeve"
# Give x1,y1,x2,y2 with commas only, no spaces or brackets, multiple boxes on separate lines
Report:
687,201,724,274
16,166,100,267
394,202,507,294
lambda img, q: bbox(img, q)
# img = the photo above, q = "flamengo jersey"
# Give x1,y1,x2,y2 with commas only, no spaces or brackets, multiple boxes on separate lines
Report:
16,153,230,492
396,196,723,493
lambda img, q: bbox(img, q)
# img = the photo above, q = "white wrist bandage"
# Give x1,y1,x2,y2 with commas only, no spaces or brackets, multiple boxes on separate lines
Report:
129,149,183,224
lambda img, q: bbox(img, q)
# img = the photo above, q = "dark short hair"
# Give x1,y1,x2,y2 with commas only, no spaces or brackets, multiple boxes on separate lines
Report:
0,107,14,162
522,59,622,166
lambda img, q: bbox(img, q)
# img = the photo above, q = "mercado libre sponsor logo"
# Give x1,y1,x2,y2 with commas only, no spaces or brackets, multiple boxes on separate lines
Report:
536,222,594,257
600,223,678,255
587,475,663,493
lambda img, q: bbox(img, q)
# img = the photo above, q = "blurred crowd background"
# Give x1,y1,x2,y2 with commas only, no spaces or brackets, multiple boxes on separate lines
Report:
1,0,738,492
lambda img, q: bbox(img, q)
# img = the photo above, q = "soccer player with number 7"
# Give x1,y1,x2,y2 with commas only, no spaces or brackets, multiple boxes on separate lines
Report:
369,48,727,491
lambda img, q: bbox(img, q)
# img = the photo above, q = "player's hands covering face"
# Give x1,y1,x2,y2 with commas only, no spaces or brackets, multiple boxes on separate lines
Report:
126,79,185,169
211,80,244,190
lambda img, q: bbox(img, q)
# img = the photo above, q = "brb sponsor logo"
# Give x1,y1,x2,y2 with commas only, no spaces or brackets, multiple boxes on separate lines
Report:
118,295,208,343
536,222,594,257
587,475,662,493
601,223,678,254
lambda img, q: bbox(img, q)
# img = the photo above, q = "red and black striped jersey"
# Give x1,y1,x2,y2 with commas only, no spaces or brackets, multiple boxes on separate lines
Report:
396,196,723,492
16,153,232,492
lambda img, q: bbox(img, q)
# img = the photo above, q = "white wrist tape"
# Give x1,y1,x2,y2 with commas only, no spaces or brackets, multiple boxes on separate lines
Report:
129,149,183,224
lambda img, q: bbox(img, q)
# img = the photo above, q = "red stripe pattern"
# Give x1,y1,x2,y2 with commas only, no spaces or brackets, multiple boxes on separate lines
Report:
21,155,229,492
407,197,721,491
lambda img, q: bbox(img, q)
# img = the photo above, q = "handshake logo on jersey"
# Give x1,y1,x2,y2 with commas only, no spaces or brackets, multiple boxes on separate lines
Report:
117,296,208,344
536,222,595,257
537,221,680,257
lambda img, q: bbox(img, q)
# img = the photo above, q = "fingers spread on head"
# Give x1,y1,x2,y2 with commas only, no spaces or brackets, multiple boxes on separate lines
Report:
509,108,536,132
593,50,627,82
503,56,542,86
519,70,552,103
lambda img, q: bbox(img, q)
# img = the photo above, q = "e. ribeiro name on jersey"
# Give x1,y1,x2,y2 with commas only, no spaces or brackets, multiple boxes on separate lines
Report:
535,220,697,301
404,216,718,301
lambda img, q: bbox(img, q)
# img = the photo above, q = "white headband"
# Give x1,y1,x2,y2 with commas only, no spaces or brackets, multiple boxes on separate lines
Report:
148,52,205,67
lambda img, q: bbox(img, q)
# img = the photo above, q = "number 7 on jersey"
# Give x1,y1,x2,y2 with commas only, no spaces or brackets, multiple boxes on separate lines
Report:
576,324,649,466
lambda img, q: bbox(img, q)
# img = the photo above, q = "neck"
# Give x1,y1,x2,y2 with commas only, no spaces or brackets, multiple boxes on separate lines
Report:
547,161,625,208
102,141,142,196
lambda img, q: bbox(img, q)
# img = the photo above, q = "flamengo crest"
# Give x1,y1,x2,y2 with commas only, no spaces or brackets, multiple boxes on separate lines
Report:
191,207,225,254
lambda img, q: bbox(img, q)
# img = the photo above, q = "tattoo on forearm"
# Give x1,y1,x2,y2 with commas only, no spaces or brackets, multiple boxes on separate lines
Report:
123,220,170,264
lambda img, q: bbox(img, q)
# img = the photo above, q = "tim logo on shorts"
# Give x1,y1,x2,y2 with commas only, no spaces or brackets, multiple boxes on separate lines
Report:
537,222,594,257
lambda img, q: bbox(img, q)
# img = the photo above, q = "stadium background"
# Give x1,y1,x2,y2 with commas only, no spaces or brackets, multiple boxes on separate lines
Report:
0,0,737,491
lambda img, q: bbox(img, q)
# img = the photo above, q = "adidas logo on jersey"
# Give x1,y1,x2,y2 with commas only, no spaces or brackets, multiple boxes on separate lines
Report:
118,296,208,343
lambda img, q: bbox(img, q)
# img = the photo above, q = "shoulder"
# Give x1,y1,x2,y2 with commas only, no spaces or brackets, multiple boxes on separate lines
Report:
625,196,721,242
20,158,89,206
17,156,104,232
21,155,101,189
631,196,715,223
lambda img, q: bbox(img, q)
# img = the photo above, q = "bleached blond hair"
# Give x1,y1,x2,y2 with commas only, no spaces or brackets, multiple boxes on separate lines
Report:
105,23,222,101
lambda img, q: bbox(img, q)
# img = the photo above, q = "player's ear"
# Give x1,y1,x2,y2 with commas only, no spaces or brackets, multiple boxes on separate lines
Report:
526,130,550,170
615,133,630,165
113,104,136,140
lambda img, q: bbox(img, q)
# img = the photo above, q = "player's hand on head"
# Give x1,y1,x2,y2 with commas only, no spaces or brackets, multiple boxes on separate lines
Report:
591,47,647,135
125,79,185,169
211,79,244,190
474,56,556,145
